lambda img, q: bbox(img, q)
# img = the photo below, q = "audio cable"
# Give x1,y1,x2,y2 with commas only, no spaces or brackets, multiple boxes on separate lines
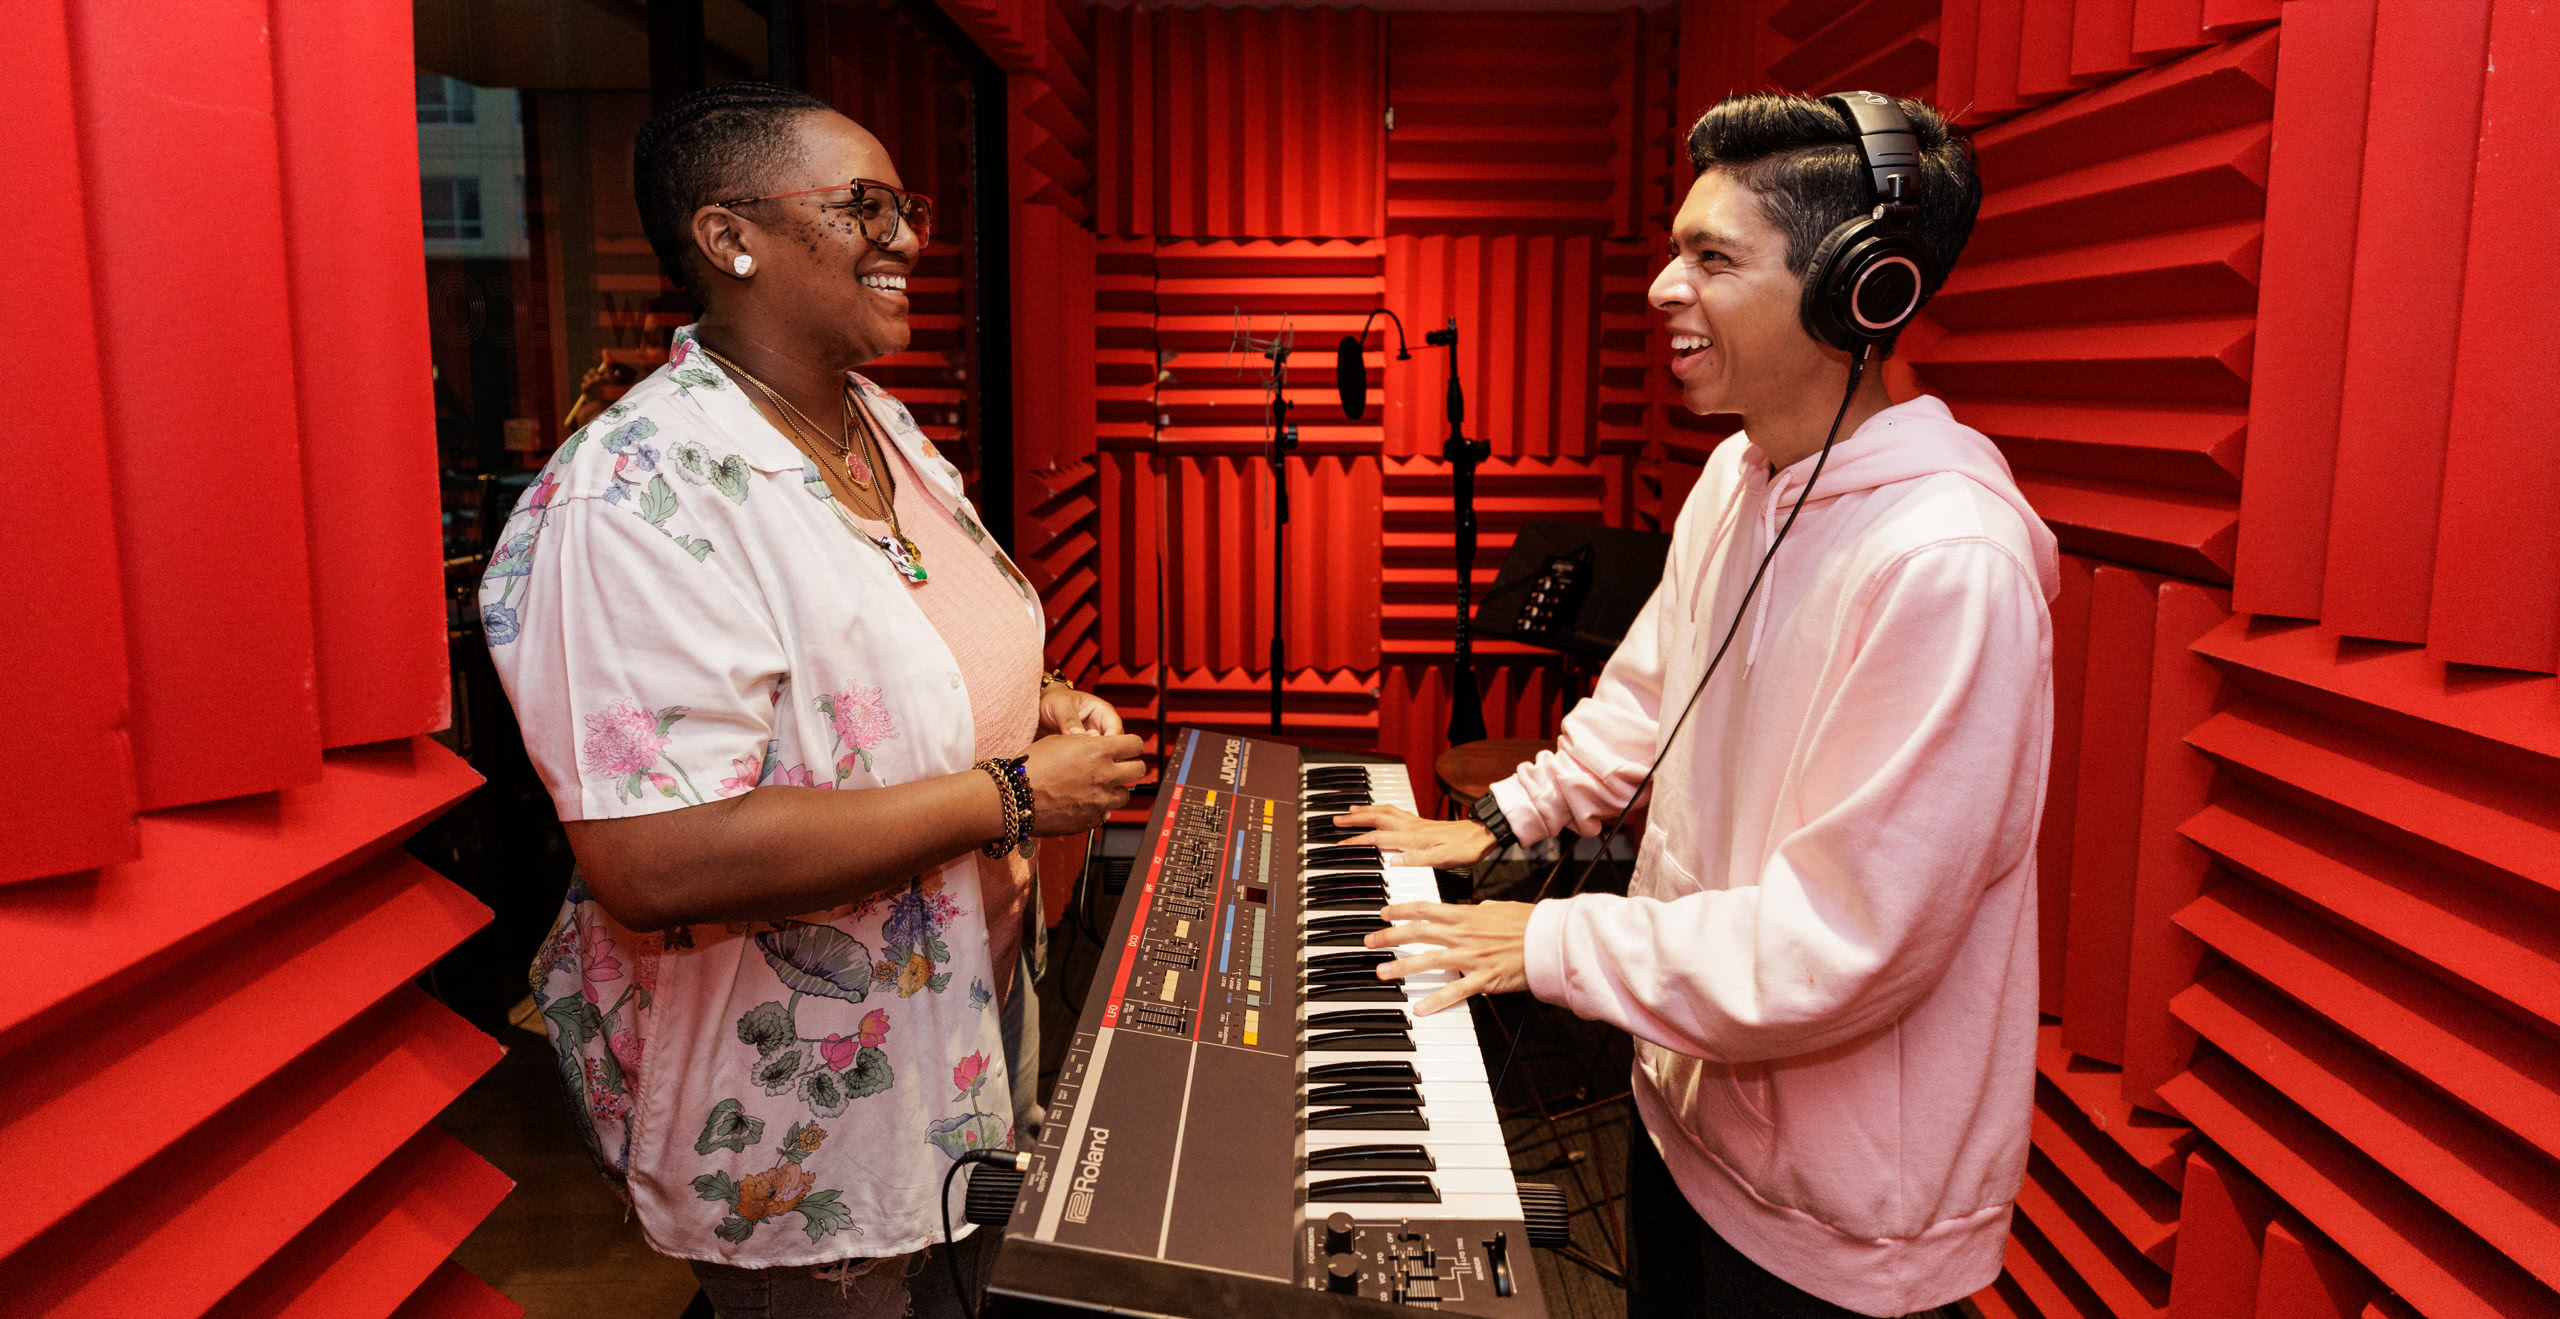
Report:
942,1147,1032,1319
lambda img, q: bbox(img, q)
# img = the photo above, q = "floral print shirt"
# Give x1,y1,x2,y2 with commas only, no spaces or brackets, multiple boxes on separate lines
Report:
480,324,1041,1265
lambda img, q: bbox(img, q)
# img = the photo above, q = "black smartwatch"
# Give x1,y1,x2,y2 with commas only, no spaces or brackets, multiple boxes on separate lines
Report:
1469,790,1519,852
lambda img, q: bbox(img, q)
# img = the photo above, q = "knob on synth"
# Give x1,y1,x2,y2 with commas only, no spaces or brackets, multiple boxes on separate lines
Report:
1324,1211,1358,1255
1516,1181,1572,1249
963,1163,1026,1227
1326,1252,1362,1294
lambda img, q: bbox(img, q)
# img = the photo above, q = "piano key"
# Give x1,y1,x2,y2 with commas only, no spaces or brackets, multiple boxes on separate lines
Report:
1304,1008,1407,1031
1305,845,1384,867
1305,1082,1423,1106
1303,1060,1420,1085
1305,983,1406,1003
1303,1144,1435,1173
1306,1029,1414,1052
1307,1107,1431,1131
1306,1175,1439,1204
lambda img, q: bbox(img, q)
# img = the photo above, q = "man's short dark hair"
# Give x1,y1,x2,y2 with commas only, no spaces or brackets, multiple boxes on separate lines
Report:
1687,93,1981,303
633,81,834,295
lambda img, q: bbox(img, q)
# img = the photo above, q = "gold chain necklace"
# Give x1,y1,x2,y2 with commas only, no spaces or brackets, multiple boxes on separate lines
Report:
697,343,929,583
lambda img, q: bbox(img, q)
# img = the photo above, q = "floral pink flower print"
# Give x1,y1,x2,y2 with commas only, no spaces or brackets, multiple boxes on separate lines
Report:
767,763,819,787
818,1009,891,1070
578,921,625,1001
610,1028,645,1073
952,1051,989,1099
583,700,669,777
527,471,560,513
722,754,763,796
818,686,898,780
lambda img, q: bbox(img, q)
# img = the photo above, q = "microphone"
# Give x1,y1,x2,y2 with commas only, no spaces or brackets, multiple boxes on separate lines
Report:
1337,334,1368,421
1338,308,1410,422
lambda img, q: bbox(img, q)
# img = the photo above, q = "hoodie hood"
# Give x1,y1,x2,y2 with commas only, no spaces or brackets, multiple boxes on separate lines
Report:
1728,395,2061,668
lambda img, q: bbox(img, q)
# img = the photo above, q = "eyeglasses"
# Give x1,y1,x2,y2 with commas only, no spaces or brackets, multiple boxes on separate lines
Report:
716,177,935,250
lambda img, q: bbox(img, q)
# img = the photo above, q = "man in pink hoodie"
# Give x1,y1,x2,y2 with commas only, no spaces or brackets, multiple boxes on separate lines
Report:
1345,93,2056,1317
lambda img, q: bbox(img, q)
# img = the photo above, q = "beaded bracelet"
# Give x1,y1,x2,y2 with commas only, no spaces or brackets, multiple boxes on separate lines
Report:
976,755,1036,859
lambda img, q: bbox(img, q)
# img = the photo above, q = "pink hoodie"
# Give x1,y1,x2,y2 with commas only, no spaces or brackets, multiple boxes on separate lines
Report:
1492,395,2058,1316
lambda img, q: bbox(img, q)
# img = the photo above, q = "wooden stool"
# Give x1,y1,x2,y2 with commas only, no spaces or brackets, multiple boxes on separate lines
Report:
1433,737,1555,816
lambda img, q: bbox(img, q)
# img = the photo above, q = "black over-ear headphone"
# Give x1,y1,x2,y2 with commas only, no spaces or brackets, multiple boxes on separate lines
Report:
1799,91,1933,352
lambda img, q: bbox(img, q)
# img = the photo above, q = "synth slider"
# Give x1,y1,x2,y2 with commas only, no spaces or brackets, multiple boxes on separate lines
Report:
980,729,1568,1317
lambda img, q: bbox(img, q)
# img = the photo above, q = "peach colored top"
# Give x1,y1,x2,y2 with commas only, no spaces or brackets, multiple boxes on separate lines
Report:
849,417,1042,1002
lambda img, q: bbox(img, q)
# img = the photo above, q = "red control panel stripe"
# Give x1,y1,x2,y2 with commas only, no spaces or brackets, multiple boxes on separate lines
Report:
1101,793,1177,1029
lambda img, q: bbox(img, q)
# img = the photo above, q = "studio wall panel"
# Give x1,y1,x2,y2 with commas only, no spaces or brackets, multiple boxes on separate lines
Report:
7,3,513,1303
1383,233,1603,462
1095,4,1385,240
68,0,324,811
0,0,137,882
2319,0,2493,645
271,0,452,751
1910,29,2276,585
2427,0,2560,675
1386,11,1643,234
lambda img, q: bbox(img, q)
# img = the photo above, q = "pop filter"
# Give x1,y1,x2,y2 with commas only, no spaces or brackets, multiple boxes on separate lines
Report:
1336,335,1367,420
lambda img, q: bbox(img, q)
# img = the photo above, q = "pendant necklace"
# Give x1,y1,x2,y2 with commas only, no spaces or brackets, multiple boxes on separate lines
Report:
699,345,928,584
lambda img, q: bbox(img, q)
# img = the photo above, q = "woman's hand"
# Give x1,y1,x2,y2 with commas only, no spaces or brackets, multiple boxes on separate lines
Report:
1039,685,1124,736
1363,900,1536,1016
1337,804,1500,870
1023,733,1147,834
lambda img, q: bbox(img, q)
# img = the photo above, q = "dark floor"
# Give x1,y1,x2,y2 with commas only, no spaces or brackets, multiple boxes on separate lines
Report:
436,848,1644,1318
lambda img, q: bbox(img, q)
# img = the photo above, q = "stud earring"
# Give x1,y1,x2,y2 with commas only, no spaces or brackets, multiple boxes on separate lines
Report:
732,255,755,277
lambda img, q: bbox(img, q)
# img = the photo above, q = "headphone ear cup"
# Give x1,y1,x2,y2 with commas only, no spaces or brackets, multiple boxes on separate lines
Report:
1798,216,1874,353
1799,213,1932,353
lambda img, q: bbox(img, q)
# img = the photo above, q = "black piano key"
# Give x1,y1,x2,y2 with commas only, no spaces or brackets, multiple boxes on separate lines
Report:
1307,984,1407,1003
1304,898,1386,916
1306,1008,1407,1030
1305,1174,1440,1203
1306,1082,1423,1106
1305,845,1384,867
1306,912,1388,931
1304,1145,1435,1173
1302,767,1374,784
1303,793,1372,810
1305,1028,1415,1051
1307,930,1389,950
1304,888,1388,907
1307,1061,1419,1084
1307,1109,1433,1132
1306,950,1395,971
1305,828,1361,845
1307,969,1391,990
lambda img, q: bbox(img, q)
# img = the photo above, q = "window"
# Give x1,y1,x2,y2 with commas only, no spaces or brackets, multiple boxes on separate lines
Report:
417,75,477,125
423,176,484,241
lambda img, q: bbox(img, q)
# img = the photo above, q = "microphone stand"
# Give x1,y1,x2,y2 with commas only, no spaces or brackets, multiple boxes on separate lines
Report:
1434,317,1491,746
1230,313,1297,734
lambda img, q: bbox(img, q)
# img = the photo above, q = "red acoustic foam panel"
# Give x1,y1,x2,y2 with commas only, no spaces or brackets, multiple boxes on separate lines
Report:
1911,31,2272,583
2429,0,2560,674
2158,1051,2556,1319
1094,5,1384,240
1157,452,1383,676
2016,1147,2172,1318
1762,0,1940,100
2060,564,2164,1065
2040,554,2095,1015
2231,0,2376,621
67,0,324,810
2039,1023,2199,1188
2253,1217,2378,1319
270,0,451,750
0,0,138,882
1384,234,1603,462
2319,0,2495,644
2030,1078,2181,1267
2171,1148,2278,1319
1386,11,1639,235
929,0,1043,75
2119,581,2230,1111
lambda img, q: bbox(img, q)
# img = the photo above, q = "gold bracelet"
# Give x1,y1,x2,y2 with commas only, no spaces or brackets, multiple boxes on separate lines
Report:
1040,669,1073,691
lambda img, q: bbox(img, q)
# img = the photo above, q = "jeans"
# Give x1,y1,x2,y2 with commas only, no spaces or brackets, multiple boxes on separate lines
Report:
689,1231,989,1319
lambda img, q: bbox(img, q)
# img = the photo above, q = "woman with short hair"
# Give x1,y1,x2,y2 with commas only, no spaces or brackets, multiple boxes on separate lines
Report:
479,81,1141,1318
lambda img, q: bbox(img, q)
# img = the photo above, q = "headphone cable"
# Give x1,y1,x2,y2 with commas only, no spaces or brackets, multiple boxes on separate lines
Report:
1488,345,1870,1099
